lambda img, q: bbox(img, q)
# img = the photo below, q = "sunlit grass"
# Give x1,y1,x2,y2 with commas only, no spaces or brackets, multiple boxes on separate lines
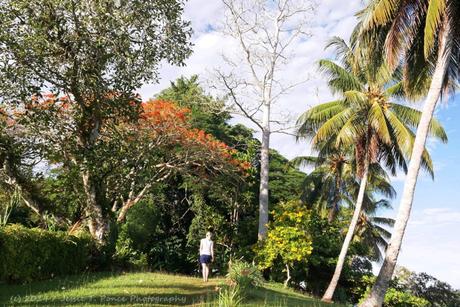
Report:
0,271,344,306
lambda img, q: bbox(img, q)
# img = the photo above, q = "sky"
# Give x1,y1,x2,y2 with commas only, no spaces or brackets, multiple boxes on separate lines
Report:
138,0,460,289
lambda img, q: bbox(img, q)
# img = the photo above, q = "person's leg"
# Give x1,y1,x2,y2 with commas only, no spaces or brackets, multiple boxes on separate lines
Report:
201,263,207,282
204,263,209,282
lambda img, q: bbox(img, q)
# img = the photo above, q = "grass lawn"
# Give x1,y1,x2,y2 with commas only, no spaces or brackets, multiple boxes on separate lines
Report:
0,271,345,306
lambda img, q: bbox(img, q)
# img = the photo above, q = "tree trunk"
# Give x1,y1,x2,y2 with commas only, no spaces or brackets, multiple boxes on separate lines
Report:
284,264,291,288
81,170,108,243
2,161,46,224
359,30,450,307
322,159,370,303
258,102,270,240
328,177,342,222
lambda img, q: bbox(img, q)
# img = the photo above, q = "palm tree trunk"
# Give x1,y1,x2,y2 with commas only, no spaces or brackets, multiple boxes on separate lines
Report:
359,31,450,307
258,102,270,240
322,159,370,303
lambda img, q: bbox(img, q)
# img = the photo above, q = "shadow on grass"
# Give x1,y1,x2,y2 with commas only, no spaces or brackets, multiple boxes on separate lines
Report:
5,292,218,306
88,283,216,291
0,272,116,305
245,286,344,307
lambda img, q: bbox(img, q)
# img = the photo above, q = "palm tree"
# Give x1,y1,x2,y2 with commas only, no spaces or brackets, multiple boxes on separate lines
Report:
296,37,447,302
354,198,395,262
295,153,396,261
293,152,395,224
292,152,353,222
357,1,459,305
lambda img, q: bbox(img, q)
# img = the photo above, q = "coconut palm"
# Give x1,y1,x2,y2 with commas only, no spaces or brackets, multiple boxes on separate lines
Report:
354,198,395,262
292,151,395,223
294,151,396,260
357,1,459,305
292,152,353,222
296,37,447,302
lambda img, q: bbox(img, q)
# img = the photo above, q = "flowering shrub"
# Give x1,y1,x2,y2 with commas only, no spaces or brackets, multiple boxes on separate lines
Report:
255,201,313,286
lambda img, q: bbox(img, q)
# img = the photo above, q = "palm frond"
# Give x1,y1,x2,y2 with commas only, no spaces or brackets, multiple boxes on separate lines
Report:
296,100,345,138
319,59,364,94
371,216,395,227
389,103,448,142
369,101,392,144
290,156,320,169
312,109,353,145
424,0,447,58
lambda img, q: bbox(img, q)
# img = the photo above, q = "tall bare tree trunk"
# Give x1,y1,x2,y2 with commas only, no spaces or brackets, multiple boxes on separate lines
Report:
359,31,449,307
258,102,270,240
322,159,370,303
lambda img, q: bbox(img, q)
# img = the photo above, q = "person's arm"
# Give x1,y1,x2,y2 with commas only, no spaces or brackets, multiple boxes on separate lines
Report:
211,241,214,261
199,239,202,255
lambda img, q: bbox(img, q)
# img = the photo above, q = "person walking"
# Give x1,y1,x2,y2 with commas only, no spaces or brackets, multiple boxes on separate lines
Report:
199,231,214,282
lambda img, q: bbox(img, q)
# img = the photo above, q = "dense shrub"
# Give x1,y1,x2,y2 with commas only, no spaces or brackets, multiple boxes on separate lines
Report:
0,224,94,282
383,288,430,307
359,276,429,307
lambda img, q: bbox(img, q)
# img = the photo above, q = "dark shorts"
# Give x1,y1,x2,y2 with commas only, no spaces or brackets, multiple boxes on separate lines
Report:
199,254,212,264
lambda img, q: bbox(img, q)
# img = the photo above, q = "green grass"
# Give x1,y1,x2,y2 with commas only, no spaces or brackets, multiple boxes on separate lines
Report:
0,272,344,306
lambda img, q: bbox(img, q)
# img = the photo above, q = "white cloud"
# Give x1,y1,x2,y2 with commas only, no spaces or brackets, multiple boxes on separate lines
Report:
139,0,362,160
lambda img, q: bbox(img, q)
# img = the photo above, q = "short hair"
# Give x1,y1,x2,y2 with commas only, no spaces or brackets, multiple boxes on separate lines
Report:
206,231,212,237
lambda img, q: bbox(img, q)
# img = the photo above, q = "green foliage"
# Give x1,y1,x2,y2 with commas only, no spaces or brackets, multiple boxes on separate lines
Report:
391,269,460,307
218,284,243,307
156,75,231,138
227,260,263,295
256,201,313,272
383,288,430,307
359,276,429,307
269,151,305,205
0,224,94,282
0,188,20,226
0,0,192,100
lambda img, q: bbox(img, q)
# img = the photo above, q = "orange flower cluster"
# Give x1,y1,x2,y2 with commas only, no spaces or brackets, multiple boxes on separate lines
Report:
140,100,251,173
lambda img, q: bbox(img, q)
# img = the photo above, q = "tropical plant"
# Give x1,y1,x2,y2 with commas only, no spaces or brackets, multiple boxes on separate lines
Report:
227,260,263,295
296,36,447,302
218,284,243,307
357,1,459,305
353,199,394,262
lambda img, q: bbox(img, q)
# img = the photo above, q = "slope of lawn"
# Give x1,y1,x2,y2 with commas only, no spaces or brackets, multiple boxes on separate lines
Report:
0,271,345,306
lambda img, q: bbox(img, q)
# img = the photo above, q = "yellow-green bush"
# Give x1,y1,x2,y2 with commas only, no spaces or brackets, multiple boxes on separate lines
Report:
0,224,94,282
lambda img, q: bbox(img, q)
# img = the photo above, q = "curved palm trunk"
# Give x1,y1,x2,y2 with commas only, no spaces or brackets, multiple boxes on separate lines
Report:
359,33,450,307
322,159,370,302
258,102,270,240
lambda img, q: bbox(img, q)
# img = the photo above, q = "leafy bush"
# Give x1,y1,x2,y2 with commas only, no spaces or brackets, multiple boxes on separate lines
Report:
384,288,430,307
359,276,429,307
255,201,313,287
227,260,263,295
0,224,94,282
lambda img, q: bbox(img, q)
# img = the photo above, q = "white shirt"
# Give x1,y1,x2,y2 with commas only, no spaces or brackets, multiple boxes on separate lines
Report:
200,238,213,256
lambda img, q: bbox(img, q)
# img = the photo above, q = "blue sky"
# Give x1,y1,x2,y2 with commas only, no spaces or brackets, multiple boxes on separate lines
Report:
138,0,460,288
384,94,460,288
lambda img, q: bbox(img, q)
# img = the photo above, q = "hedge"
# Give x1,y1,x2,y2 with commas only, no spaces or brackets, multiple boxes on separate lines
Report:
0,224,94,282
